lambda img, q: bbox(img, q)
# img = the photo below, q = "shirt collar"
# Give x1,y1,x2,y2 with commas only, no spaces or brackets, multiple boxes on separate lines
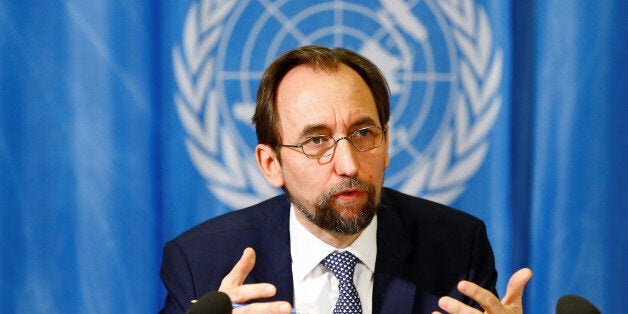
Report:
289,203,378,281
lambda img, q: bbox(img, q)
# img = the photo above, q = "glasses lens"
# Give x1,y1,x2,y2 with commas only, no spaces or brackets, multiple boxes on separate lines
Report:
350,127,383,151
302,135,335,158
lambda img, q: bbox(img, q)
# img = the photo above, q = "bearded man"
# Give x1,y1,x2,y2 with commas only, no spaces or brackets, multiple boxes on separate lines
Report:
159,45,531,314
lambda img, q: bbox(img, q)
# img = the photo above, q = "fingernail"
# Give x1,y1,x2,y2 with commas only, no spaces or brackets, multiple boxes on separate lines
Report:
279,303,291,313
265,284,276,294
458,281,468,291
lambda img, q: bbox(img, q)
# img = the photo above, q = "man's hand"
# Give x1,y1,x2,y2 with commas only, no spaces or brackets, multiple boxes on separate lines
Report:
218,247,293,313
433,268,533,314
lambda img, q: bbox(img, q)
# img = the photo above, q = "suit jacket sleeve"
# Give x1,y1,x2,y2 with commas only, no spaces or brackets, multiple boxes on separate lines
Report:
159,240,195,314
157,195,292,314
465,219,498,305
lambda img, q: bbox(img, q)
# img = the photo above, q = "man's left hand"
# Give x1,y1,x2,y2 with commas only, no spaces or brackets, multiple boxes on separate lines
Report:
433,268,533,314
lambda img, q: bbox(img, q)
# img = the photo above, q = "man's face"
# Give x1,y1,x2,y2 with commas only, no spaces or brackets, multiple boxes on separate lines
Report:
273,64,389,235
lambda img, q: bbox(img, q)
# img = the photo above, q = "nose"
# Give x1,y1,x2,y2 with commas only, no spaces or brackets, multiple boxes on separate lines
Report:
332,137,359,177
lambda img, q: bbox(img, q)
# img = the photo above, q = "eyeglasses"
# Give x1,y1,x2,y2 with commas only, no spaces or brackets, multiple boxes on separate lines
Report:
279,126,386,159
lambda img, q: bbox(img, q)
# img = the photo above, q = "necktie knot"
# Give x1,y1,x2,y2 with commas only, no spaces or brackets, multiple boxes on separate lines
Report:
321,251,362,313
321,251,358,282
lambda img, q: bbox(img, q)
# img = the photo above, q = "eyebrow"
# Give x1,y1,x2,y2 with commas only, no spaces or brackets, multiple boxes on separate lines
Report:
297,124,330,140
297,116,379,139
351,116,379,129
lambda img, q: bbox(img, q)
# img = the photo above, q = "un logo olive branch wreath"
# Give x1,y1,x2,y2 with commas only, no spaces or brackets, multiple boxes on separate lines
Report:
173,0,502,208
398,0,503,204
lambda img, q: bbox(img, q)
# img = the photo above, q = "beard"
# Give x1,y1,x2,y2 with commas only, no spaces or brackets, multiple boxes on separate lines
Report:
285,178,379,235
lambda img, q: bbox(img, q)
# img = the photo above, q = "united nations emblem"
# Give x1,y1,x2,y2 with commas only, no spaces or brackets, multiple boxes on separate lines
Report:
173,0,503,209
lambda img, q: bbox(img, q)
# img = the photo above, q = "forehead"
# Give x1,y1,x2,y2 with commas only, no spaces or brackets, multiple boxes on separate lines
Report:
275,64,379,134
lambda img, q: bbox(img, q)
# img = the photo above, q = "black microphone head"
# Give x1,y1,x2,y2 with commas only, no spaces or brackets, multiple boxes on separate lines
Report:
556,294,601,314
186,291,232,314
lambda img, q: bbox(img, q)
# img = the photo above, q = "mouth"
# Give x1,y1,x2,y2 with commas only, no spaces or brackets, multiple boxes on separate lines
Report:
333,188,368,204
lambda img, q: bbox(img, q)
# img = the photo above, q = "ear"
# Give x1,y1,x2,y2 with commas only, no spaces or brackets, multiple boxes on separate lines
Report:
383,124,390,169
255,144,284,188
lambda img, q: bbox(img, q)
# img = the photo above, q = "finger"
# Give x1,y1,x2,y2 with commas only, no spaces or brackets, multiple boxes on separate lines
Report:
220,247,256,289
501,268,533,307
436,296,483,314
227,283,277,303
456,281,503,313
233,301,293,314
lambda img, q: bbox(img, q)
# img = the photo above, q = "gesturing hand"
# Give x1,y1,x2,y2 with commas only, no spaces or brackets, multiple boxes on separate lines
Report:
433,268,533,314
218,247,293,314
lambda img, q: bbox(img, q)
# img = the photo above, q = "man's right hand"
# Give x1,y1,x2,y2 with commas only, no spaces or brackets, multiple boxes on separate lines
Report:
218,247,293,314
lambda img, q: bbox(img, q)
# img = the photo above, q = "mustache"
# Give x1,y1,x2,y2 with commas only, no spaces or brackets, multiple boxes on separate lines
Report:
317,178,375,206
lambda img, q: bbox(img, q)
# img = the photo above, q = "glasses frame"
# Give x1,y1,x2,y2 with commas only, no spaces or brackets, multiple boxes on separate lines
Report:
278,125,387,159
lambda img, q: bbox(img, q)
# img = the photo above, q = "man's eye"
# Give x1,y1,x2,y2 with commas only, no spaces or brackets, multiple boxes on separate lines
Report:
353,128,372,138
306,135,330,146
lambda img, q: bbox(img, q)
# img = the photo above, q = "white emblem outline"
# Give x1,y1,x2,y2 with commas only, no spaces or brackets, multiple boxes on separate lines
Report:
173,0,503,208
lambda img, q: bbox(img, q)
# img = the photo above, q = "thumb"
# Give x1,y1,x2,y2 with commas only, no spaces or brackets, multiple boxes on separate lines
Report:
501,268,533,307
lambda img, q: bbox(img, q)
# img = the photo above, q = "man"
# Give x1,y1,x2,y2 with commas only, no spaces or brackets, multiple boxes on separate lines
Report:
159,45,532,314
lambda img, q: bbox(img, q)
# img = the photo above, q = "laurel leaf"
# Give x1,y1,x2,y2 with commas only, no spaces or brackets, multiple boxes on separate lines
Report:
186,139,240,187
175,95,217,154
461,0,475,32
202,0,237,32
422,186,466,205
382,0,428,42
471,96,501,142
175,96,202,142
477,8,492,72
200,0,215,32
200,0,212,23
444,142,488,185
210,184,265,209
438,0,457,8
430,131,454,188
438,0,475,35
453,28,489,78
431,137,488,188
481,50,503,106
399,163,430,196
455,91,500,155
460,60,484,115
454,94,472,155
202,91,219,154
437,2,463,31
195,58,214,109
173,51,197,111
196,27,221,66
220,129,246,187
183,3,200,72
453,29,476,68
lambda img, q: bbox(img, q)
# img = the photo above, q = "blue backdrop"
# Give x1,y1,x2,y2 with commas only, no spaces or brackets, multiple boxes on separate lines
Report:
0,1,625,313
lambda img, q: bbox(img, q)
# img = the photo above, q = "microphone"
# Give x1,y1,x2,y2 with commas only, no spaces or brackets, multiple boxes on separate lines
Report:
556,295,601,314
186,291,232,314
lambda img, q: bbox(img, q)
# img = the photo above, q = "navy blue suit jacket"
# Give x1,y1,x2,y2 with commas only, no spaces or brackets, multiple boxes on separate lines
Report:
159,188,497,313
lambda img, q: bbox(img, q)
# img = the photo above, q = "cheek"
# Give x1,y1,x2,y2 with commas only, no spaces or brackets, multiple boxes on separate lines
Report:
360,155,387,177
283,162,328,194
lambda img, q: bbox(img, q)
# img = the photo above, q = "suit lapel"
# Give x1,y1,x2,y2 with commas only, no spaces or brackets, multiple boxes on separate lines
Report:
251,196,295,304
373,190,416,313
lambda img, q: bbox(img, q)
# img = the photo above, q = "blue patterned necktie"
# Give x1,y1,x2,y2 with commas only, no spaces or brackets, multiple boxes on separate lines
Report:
321,251,363,314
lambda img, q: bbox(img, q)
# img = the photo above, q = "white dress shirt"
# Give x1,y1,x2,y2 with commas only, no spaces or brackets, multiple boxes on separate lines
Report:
289,204,377,314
